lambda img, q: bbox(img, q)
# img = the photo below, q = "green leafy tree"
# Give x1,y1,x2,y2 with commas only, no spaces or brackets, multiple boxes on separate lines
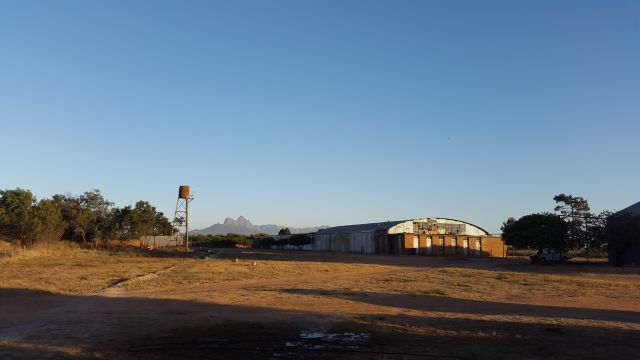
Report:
129,201,157,247
585,210,612,250
113,206,133,247
0,188,36,246
258,236,275,249
99,206,128,247
502,213,568,252
501,217,516,232
553,193,590,248
289,234,312,250
153,211,173,236
32,199,65,245
130,201,156,236
189,233,253,247
55,190,113,245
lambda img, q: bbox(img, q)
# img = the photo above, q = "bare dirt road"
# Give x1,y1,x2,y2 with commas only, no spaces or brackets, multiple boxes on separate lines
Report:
1,249,639,359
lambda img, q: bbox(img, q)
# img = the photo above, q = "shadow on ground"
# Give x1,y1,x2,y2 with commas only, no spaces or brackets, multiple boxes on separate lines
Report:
0,288,638,359
280,288,640,324
212,248,640,277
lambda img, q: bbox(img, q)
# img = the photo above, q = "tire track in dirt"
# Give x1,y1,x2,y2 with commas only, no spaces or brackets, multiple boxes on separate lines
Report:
101,265,400,297
99,261,640,324
95,262,188,295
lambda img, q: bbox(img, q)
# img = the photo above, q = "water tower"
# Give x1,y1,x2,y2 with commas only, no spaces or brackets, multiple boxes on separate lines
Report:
171,185,194,249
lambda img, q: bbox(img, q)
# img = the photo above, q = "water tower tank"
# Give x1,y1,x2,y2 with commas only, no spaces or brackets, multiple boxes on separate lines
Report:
178,185,190,199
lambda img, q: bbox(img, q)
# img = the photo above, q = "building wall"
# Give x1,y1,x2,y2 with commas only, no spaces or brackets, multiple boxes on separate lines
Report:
141,235,182,248
394,234,505,258
480,236,506,258
402,233,413,255
313,232,377,254
609,248,640,267
309,219,505,258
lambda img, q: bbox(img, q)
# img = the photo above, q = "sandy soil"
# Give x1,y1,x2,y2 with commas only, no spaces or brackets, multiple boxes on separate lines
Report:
0,249,638,359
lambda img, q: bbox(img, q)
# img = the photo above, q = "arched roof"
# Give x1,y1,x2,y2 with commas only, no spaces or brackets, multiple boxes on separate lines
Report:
436,218,491,236
387,218,489,236
315,218,490,236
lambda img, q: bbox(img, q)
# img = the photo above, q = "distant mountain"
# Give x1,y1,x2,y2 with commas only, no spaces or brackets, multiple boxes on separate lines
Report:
190,216,327,236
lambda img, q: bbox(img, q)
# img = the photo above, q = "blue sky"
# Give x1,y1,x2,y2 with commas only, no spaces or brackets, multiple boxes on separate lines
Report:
1,1,638,233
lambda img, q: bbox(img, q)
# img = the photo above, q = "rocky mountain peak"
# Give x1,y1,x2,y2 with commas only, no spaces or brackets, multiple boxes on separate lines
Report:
236,216,252,226
191,216,327,236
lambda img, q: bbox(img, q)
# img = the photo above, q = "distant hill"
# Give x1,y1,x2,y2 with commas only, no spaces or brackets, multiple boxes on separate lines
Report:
190,216,327,236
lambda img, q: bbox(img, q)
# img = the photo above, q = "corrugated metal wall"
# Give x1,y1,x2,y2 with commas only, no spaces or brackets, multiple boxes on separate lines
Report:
312,232,377,254
141,235,182,247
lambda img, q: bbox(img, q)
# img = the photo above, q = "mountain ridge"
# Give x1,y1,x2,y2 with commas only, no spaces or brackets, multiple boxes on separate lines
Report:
191,216,328,236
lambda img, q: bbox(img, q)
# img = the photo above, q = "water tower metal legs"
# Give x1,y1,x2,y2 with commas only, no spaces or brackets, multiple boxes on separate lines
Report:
171,194,193,249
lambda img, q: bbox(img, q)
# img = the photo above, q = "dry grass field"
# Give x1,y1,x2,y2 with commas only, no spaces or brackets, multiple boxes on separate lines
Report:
1,247,639,359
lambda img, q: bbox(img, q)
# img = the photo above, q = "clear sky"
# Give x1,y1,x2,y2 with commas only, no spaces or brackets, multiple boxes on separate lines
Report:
1,1,639,233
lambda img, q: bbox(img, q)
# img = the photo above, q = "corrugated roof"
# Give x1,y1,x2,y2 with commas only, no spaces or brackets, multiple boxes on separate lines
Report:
619,201,640,215
315,220,408,235
437,217,491,236
315,218,491,236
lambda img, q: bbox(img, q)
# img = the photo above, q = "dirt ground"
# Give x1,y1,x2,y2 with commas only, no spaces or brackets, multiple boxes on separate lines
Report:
0,248,639,359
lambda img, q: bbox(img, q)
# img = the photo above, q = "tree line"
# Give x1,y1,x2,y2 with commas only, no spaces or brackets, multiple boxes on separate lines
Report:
255,234,312,250
0,188,172,248
189,233,313,250
501,193,639,260
189,233,255,248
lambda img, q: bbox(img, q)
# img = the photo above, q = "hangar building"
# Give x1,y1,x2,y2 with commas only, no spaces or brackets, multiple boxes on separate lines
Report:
312,218,505,257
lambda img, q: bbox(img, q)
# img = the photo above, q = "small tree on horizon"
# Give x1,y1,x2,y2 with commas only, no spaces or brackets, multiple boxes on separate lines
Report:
553,193,590,248
502,213,568,252
289,234,312,250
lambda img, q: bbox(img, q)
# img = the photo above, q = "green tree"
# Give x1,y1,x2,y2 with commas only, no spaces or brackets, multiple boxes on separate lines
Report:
500,217,516,232
129,201,157,247
112,206,133,247
55,190,113,245
585,210,612,250
153,211,173,236
257,236,275,249
32,199,65,245
0,188,36,246
98,206,128,247
502,213,568,252
126,201,172,247
553,193,590,248
130,201,156,236
289,234,312,250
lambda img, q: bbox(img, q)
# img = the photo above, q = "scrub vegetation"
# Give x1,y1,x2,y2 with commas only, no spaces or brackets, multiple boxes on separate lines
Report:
0,188,172,249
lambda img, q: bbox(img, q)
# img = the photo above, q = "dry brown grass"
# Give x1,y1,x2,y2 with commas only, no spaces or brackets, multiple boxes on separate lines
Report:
0,247,187,294
1,248,639,359
119,256,387,291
